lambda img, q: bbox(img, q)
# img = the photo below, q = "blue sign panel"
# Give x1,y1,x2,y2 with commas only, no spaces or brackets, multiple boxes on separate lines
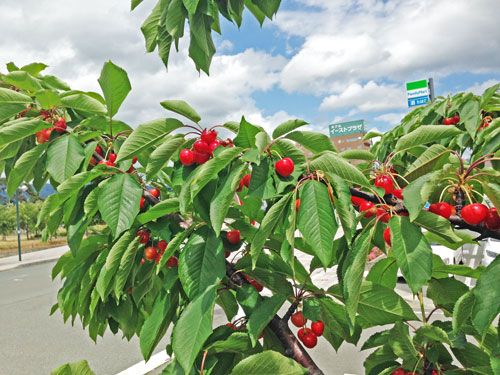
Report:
408,96,430,107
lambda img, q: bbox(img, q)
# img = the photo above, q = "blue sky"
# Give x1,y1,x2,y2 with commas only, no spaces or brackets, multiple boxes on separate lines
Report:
0,0,499,136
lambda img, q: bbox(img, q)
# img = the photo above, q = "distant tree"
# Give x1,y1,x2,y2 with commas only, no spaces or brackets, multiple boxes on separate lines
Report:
19,201,43,240
0,204,16,240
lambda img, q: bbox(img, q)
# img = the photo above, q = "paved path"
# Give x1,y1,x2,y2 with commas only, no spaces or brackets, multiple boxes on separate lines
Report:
0,245,69,272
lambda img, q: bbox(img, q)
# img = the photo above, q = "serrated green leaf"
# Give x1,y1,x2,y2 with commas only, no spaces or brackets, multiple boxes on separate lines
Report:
366,257,398,289
234,116,261,148
339,149,375,161
247,294,286,347
231,350,307,375
404,144,450,182
172,285,216,373
388,322,418,361
297,180,337,268
413,210,463,243
285,130,337,154
0,118,50,147
3,71,42,92
389,216,432,294
0,103,26,123
146,134,185,178
453,290,475,334
113,236,141,299
117,117,183,162
135,198,179,225
98,61,131,118
34,89,62,109
395,125,463,151
140,0,164,52
160,99,201,122
46,134,86,183
272,119,308,139
51,360,96,375
7,143,47,197
60,93,107,114
157,225,196,272
0,87,32,105
79,115,132,134
472,257,500,337
460,97,481,138
98,174,142,238
179,226,225,299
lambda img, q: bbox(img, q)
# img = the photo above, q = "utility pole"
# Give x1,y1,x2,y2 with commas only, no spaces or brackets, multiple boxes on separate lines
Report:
15,189,22,261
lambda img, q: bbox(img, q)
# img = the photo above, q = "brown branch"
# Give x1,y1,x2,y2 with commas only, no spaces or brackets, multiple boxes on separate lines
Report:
225,261,324,375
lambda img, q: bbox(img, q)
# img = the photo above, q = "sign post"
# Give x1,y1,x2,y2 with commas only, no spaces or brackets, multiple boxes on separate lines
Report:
406,78,434,107
329,119,366,137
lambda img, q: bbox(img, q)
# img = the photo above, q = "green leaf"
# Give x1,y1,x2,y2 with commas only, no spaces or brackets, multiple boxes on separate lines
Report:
388,322,418,361
403,170,443,221
329,173,357,242
404,144,450,182
234,116,261,148
451,343,492,370
309,151,371,189
57,170,104,205
250,193,292,268
223,121,239,133
247,294,286,346
7,143,47,197
302,298,322,322
427,277,468,313
231,350,307,375
160,99,201,123
140,0,163,52
453,291,475,334
395,125,463,151
244,0,266,25
0,118,50,148
135,198,179,225
0,87,32,104
251,0,281,18
255,131,271,153
41,75,71,91
272,119,308,139
172,285,217,373
3,71,42,92
472,257,500,337
113,236,141,299
285,130,337,154
297,180,337,268
98,174,142,238
131,0,144,10
0,103,26,123
98,61,131,118
413,210,463,243
60,93,107,114
210,163,247,235
51,360,96,375
146,134,186,178
79,115,132,134
366,257,398,289
483,183,500,211
20,62,48,76
389,216,432,294
247,157,276,199
460,97,481,138
356,281,419,327
339,149,375,161
46,134,86,183
216,290,239,322
343,228,372,328
95,230,136,300
179,226,225,299
183,0,200,15
140,287,179,361
188,12,216,74
116,118,183,162
157,226,195,271
34,89,62,109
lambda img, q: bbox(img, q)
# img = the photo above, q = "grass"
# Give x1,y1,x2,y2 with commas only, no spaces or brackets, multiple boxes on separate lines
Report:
0,232,67,257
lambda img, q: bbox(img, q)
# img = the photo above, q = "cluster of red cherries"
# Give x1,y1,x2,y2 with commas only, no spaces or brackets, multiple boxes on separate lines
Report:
179,129,230,166
442,114,460,125
34,109,68,144
291,311,324,349
136,230,178,267
478,115,493,131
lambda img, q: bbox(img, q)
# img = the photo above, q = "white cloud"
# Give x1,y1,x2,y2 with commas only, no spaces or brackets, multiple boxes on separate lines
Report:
319,81,407,112
277,0,500,97
464,79,500,96
374,112,406,126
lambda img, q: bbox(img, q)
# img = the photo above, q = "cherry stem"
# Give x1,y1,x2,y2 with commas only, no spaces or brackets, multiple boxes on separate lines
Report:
467,172,498,180
448,150,465,174
114,130,133,139
200,350,208,375
464,153,496,176
183,124,203,134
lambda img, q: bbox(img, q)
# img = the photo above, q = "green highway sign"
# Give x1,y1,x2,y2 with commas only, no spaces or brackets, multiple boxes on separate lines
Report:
329,119,366,137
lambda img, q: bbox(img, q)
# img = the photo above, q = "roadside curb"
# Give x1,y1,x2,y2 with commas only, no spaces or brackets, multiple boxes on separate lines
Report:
0,245,69,272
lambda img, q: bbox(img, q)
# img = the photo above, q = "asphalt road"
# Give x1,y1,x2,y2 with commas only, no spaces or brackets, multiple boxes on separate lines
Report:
0,261,169,375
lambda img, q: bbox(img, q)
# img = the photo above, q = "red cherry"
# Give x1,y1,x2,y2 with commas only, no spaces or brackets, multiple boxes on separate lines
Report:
140,197,145,210
296,198,301,212
179,149,195,166
359,201,376,218
201,129,218,144
95,145,104,156
141,259,145,265
43,128,53,140
140,231,150,244
429,202,452,219
225,250,231,258
127,165,134,173
194,150,210,164
166,256,178,268
149,188,160,198
376,206,391,223
154,252,163,264
393,188,404,199
302,332,318,348
432,371,438,375
36,131,47,144
144,246,158,260
350,195,366,206
275,158,294,177
132,156,138,164
485,208,500,231
461,203,488,225
54,118,67,133
297,327,312,341
374,174,394,195
443,117,453,125
237,178,245,192
208,141,221,153
108,153,117,163
242,174,251,188
311,321,324,336
452,115,460,124
99,160,115,167
227,230,241,244
383,227,391,246
158,240,168,253
391,370,407,375
291,312,307,328
193,140,210,154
